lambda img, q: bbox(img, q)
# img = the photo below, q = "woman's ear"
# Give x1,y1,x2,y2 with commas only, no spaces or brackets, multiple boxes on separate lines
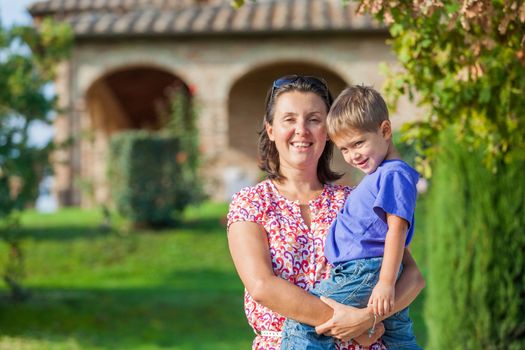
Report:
265,121,275,141
380,120,392,140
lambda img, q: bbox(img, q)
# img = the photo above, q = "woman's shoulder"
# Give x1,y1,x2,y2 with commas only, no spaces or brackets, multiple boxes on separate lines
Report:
229,179,279,213
227,180,275,228
231,179,273,202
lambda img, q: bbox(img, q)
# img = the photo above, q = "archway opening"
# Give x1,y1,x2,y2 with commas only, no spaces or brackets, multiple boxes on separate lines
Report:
86,66,189,134
83,66,189,205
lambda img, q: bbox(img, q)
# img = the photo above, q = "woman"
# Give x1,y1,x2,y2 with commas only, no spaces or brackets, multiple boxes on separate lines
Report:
227,75,424,349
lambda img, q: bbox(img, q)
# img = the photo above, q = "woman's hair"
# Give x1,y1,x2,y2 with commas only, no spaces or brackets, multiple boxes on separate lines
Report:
257,75,342,184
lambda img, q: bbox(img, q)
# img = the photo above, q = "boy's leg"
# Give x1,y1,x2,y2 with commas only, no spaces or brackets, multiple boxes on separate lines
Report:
280,259,381,350
381,307,422,350
280,274,340,350
280,318,335,350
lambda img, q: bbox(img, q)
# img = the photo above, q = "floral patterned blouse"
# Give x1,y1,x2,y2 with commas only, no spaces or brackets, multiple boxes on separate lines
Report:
227,179,386,350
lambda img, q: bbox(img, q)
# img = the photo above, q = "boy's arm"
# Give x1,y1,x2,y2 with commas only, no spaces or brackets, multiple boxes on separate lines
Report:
368,214,408,316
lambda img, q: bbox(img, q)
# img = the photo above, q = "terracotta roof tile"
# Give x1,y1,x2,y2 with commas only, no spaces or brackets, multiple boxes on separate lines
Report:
152,11,173,33
210,5,233,32
251,0,271,31
29,0,385,38
270,0,289,30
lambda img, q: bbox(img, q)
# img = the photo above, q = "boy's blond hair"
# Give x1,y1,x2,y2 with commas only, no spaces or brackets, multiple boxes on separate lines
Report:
327,85,389,137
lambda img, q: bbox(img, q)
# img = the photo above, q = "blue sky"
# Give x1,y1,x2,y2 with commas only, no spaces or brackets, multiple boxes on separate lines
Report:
1,0,54,147
0,0,33,26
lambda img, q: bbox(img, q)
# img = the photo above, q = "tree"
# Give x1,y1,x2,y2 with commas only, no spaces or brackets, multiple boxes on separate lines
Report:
0,18,72,300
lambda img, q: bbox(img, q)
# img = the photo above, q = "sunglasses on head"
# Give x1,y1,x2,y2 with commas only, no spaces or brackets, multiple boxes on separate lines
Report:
270,75,328,98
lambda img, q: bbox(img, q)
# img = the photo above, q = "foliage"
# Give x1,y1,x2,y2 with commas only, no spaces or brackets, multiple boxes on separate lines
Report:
425,128,524,349
393,130,417,167
108,131,183,227
357,0,525,176
0,18,72,216
0,18,72,299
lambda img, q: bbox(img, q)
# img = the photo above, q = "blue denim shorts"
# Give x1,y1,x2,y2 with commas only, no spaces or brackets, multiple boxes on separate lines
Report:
281,257,421,350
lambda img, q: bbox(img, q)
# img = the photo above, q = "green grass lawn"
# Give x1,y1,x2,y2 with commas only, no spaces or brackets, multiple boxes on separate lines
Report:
0,201,428,349
0,203,252,349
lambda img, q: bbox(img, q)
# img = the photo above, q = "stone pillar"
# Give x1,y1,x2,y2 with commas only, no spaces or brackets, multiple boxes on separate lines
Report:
71,98,87,206
52,61,75,206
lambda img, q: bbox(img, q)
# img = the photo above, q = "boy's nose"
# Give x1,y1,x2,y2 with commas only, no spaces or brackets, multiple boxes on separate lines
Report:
351,152,362,161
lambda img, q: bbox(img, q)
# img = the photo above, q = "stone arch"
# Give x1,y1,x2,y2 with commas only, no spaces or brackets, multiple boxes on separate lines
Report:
82,65,190,205
78,58,194,98
86,65,190,135
226,61,357,195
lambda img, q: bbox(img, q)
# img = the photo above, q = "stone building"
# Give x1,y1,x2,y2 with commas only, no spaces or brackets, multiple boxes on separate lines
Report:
29,0,418,206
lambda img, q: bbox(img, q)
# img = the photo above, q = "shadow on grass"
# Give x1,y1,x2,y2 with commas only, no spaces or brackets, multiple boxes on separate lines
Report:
177,217,226,232
0,270,252,349
13,217,226,242
15,226,109,241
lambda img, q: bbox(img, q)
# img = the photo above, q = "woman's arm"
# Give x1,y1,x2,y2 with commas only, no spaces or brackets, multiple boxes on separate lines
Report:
315,248,425,340
228,220,333,326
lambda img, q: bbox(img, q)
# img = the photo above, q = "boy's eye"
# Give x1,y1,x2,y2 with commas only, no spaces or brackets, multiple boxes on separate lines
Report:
354,141,364,147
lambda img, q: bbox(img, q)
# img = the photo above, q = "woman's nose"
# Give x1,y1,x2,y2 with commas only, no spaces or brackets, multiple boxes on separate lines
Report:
295,121,308,135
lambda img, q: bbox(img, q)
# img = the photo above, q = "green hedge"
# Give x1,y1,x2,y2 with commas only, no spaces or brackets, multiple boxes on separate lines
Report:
108,131,191,227
425,130,525,349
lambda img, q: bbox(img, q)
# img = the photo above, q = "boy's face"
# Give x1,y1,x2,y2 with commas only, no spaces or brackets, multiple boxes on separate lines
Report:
331,121,392,174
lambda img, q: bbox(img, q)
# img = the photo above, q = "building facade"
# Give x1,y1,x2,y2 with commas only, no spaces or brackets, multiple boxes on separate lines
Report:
29,0,419,206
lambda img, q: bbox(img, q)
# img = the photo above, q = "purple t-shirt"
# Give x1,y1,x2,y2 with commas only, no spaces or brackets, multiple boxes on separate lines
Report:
324,159,419,265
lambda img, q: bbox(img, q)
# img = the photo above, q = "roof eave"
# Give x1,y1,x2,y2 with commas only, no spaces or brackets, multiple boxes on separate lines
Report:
72,28,389,40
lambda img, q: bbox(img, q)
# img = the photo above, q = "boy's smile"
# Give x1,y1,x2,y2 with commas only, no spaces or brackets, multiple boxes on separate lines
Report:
331,121,394,174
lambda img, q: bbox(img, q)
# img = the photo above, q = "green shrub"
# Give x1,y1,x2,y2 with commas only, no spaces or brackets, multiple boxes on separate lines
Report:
108,131,191,227
162,88,204,205
393,130,417,167
425,129,525,349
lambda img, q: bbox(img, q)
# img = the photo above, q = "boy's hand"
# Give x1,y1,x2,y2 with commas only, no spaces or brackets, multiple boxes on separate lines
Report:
368,281,395,317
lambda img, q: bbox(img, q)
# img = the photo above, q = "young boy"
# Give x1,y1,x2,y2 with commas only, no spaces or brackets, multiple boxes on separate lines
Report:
281,85,421,350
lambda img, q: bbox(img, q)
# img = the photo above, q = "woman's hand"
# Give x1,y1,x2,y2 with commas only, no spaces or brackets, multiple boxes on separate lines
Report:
315,297,374,341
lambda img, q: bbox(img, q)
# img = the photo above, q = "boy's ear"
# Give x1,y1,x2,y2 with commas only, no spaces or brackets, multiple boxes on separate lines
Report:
265,121,275,141
380,120,392,140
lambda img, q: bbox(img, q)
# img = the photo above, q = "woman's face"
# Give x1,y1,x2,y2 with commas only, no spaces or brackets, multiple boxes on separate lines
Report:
265,91,328,173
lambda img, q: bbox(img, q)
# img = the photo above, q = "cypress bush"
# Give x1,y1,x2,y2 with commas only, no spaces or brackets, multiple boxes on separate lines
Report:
108,131,190,227
425,130,525,349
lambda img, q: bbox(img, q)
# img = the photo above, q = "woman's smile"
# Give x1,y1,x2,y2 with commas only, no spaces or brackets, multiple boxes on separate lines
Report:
290,141,314,151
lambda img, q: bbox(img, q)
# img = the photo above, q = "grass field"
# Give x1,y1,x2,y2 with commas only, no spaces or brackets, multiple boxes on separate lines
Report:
0,201,428,349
